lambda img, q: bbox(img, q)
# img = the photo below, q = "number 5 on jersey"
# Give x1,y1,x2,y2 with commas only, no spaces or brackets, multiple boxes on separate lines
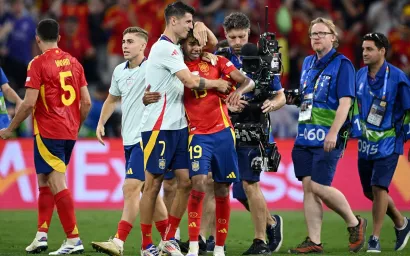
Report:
59,71,76,106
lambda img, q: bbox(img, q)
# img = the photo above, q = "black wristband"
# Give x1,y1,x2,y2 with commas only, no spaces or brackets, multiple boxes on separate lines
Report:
198,77,205,90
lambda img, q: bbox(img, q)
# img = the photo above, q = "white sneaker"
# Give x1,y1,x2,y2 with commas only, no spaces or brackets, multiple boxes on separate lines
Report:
26,234,48,253
213,245,225,256
91,238,123,256
141,244,160,256
159,240,183,256
49,239,84,255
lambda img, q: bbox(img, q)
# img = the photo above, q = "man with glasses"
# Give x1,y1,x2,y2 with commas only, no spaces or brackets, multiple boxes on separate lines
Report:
287,17,366,254
351,32,410,253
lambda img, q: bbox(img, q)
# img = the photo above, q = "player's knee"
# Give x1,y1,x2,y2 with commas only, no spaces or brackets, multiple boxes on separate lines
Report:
310,181,326,197
214,183,229,197
177,176,192,192
163,178,177,194
122,180,143,199
242,180,258,196
47,171,67,194
372,185,387,197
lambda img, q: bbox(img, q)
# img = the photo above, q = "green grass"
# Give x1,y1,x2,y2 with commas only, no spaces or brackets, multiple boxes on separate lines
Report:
0,210,409,255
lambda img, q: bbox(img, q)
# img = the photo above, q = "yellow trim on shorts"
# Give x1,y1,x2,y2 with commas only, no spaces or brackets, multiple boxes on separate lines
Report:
35,134,66,173
143,131,160,171
230,128,236,147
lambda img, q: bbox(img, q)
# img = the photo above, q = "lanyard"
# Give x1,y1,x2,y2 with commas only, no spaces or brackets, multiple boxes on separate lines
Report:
368,65,389,100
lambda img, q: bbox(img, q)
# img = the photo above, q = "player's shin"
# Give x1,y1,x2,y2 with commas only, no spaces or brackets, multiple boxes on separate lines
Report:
37,186,55,234
215,184,230,247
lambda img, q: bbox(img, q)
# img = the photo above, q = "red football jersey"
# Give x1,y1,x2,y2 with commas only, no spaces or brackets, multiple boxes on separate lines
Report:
25,48,87,140
184,56,237,135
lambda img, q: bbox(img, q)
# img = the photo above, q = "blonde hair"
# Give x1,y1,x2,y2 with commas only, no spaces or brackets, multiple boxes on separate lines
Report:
309,17,339,48
123,27,148,42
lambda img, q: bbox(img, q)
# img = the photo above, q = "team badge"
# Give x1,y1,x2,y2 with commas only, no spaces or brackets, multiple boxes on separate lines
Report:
198,62,209,73
159,158,166,170
192,161,200,172
126,77,134,86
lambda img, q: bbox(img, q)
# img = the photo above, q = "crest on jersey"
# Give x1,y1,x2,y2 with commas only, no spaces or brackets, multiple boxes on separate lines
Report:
159,158,166,170
126,77,134,86
198,62,209,73
192,161,200,172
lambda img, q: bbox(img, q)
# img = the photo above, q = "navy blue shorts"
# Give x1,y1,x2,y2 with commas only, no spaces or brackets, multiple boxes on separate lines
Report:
34,134,76,174
164,170,175,180
358,153,399,193
188,128,239,183
232,146,263,200
142,128,189,175
292,145,343,186
124,141,145,181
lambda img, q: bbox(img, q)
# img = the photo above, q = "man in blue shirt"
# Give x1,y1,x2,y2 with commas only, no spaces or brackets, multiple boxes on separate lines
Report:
0,67,21,129
287,17,366,254
352,32,410,253
219,12,285,255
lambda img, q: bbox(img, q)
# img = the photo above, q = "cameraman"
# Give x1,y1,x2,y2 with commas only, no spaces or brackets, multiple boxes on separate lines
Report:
220,12,285,255
287,17,366,254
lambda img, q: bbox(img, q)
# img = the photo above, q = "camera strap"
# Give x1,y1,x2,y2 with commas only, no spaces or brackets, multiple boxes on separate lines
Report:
301,52,341,95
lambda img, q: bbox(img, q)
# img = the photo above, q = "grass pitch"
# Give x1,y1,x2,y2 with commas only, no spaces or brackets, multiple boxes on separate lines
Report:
0,210,409,255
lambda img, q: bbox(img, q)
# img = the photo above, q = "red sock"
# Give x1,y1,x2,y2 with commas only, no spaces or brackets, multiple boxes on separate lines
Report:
187,190,205,242
155,219,168,240
114,220,133,242
141,223,153,249
37,186,55,233
165,215,182,240
54,189,79,238
215,195,230,246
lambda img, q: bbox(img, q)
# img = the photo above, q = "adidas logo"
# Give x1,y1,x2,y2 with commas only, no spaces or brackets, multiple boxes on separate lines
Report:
218,228,227,233
226,172,236,179
127,168,133,175
188,222,197,228
71,225,79,235
40,221,48,229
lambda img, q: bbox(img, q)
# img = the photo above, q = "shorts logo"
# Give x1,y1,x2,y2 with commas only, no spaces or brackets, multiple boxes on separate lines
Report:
159,158,166,170
192,161,200,172
218,218,227,224
226,172,236,179
189,212,198,218
198,62,209,73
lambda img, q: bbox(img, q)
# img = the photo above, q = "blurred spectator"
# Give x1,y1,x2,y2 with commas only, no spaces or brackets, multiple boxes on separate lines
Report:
50,0,89,37
388,4,410,76
0,0,36,91
103,0,137,82
366,0,396,35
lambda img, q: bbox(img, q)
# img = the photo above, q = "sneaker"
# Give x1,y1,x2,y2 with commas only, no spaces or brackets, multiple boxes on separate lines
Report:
395,217,410,251
213,245,225,256
49,239,84,255
347,216,367,252
159,239,183,256
26,235,48,254
177,240,189,253
91,238,123,256
206,236,226,253
288,237,323,254
141,244,160,256
266,214,283,252
366,235,381,253
242,239,271,255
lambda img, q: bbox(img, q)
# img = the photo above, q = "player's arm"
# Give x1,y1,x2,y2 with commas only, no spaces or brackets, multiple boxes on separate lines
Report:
79,86,91,129
175,69,231,93
96,93,120,145
226,69,255,106
1,83,22,108
0,88,39,139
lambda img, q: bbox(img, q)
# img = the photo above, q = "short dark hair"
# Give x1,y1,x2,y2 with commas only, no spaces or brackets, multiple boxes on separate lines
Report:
164,1,195,25
223,12,250,32
362,32,389,56
180,29,197,45
36,19,59,42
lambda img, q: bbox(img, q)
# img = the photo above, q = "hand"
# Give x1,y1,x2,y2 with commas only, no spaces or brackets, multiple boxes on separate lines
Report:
96,124,105,146
193,21,207,47
226,90,242,106
261,99,278,113
227,100,248,113
201,52,217,66
0,128,13,140
214,79,232,94
143,85,161,106
324,131,337,152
